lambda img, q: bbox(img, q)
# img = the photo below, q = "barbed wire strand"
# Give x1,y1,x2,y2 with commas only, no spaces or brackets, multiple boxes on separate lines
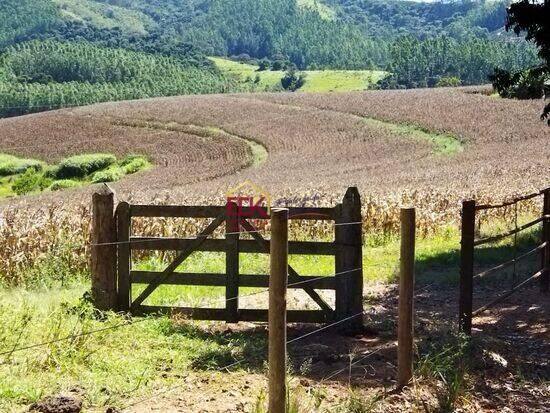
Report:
0,266,363,357
1,260,435,405
88,219,365,247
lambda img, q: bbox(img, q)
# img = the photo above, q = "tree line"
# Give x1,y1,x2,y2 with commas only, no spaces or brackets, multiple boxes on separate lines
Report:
381,35,540,88
0,40,243,118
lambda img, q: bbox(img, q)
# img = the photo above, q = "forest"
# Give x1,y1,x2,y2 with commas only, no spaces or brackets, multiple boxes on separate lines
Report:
382,35,539,89
0,0,543,115
326,0,511,39
0,40,241,118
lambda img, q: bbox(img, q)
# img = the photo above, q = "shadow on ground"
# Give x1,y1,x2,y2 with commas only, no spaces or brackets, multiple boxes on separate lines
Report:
152,233,548,411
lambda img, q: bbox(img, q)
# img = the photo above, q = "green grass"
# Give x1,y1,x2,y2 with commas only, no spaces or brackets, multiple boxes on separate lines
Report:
0,233,412,410
0,220,542,410
210,57,387,92
0,286,265,411
0,176,15,197
364,118,464,156
0,153,150,198
210,57,284,91
205,126,268,167
0,154,44,176
56,153,117,179
299,69,387,92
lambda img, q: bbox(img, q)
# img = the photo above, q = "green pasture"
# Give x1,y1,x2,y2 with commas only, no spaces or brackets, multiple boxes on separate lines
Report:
210,57,387,92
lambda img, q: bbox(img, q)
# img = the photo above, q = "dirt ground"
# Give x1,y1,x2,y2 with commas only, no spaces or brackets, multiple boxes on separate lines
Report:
110,281,548,413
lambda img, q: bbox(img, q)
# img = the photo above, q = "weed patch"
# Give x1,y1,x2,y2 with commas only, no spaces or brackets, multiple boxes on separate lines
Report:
0,153,150,198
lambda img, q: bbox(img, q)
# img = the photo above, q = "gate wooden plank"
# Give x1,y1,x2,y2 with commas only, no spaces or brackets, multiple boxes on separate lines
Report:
130,205,225,218
131,214,226,309
130,237,336,255
240,219,333,314
131,271,226,286
129,205,335,219
136,306,227,320
135,306,331,323
130,238,225,251
240,309,331,323
131,271,336,289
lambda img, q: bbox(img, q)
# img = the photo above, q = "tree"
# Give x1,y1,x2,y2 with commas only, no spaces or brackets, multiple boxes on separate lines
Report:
258,58,271,71
490,67,545,99
506,0,550,123
280,68,305,91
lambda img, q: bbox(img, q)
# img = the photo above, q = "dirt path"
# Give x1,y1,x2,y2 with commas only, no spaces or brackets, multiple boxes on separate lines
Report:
121,282,548,412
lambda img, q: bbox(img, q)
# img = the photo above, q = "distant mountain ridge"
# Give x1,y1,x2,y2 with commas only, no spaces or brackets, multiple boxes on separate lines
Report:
0,0,540,107
1,1,518,57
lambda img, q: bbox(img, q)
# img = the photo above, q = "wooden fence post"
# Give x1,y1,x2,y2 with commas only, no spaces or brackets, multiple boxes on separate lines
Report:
541,190,550,293
398,207,415,388
226,201,240,322
91,185,117,311
335,187,363,333
117,201,131,312
459,200,476,335
269,208,288,413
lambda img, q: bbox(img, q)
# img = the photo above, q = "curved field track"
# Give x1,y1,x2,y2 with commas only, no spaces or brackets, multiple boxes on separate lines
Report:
0,88,548,229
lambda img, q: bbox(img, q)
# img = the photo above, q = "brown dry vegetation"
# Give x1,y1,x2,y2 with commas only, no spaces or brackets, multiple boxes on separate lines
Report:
1,88,547,207
0,88,548,282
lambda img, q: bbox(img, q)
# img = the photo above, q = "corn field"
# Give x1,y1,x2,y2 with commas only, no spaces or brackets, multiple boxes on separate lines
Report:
0,87,548,286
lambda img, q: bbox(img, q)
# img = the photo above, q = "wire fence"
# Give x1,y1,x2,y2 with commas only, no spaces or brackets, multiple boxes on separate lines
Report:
0,201,430,411
459,188,550,333
0,263,366,358
118,278,435,412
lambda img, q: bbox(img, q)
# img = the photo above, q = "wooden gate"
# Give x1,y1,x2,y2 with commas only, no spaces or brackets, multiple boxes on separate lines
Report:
114,187,363,326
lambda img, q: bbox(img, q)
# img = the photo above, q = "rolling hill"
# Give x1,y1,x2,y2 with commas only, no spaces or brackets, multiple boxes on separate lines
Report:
1,0,536,68
0,0,541,116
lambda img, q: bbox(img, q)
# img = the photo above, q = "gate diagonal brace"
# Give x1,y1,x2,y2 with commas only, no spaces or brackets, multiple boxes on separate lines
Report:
239,219,333,314
131,214,226,309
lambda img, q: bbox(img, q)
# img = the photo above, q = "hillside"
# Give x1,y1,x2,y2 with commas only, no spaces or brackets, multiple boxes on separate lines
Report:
0,0,542,115
0,40,241,118
1,87,547,210
0,0,58,48
326,0,510,38
1,1,538,70
0,83,549,413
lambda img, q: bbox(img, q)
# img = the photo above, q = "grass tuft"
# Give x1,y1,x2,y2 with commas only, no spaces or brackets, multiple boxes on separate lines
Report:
120,155,149,174
55,153,117,179
416,334,471,412
90,166,124,183
0,153,150,198
0,154,43,176
48,179,81,191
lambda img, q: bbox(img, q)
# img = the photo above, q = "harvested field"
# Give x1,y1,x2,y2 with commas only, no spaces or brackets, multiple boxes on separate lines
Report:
1,88,547,210
0,87,548,280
